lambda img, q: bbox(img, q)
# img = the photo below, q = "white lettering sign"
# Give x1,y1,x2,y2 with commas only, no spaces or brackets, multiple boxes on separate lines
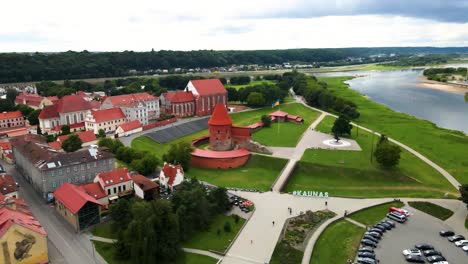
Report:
292,191,329,198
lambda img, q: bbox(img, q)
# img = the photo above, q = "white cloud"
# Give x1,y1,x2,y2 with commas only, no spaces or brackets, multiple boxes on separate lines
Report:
0,0,468,51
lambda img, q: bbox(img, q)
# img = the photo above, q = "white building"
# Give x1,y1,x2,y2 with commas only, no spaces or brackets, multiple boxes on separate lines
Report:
159,163,184,190
100,93,159,126
85,108,127,134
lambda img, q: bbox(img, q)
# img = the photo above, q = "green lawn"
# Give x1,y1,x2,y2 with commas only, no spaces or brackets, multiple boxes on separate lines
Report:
188,155,288,192
408,201,454,220
91,222,117,239
284,115,457,198
226,80,276,90
319,76,468,184
132,103,320,157
348,201,404,226
270,241,303,264
182,214,245,253
311,220,365,264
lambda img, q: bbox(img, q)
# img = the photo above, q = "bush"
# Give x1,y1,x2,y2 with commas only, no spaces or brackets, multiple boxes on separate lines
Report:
261,114,271,127
233,214,240,224
224,221,232,233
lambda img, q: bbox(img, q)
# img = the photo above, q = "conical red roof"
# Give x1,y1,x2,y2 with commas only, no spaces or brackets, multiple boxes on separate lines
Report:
208,103,232,126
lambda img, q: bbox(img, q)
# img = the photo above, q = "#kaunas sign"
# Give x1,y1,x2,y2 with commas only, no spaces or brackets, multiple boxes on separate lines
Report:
292,190,329,198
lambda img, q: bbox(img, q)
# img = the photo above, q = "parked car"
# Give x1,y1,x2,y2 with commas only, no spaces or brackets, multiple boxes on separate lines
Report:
364,231,381,239
432,262,449,264
358,251,376,259
375,223,391,231
389,207,410,217
415,243,434,250
448,235,464,242
462,245,468,252
372,225,387,232
357,257,376,264
359,247,375,253
363,235,379,243
387,212,406,223
402,249,422,256
381,219,396,227
361,239,377,248
405,255,425,263
426,255,446,263
439,230,455,237
369,228,383,235
422,250,442,257
379,222,393,229
454,239,468,247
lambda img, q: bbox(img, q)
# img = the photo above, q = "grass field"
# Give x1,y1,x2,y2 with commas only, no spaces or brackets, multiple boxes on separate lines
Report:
319,76,468,185
226,80,276,90
132,103,320,158
408,201,454,220
311,220,365,264
188,155,288,191
348,201,404,226
284,115,457,198
182,214,245,252
91,222,117,239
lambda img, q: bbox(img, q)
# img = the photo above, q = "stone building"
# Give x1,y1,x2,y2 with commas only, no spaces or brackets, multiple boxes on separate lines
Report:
185,79,227,116
11,135,115,201
0,111,25,129
160,90,195,117
84,107,127,134
15,92,58,109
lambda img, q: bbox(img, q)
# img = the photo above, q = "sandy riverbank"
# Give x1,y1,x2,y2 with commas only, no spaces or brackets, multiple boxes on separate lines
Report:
416,76,468,95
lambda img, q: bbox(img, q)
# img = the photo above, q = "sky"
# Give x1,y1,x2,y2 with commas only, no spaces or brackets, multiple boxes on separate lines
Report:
2,0,468,52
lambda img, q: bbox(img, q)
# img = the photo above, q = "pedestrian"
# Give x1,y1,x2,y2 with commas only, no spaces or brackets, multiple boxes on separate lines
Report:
251,240,253,244
344,210,347,217
325,201,328,207
272,221,275,226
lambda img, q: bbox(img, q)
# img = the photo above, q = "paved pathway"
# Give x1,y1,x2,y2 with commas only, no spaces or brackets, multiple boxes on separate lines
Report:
344,217,367,228
182,248,223,260
89,235,117,243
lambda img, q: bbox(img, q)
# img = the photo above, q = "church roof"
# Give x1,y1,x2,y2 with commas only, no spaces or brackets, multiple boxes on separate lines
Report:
208,103,232,126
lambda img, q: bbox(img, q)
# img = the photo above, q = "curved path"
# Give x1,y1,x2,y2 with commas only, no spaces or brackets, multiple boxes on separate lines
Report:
182,248,223,260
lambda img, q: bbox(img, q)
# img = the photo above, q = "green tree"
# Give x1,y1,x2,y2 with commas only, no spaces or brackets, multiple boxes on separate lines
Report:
27,109,41,125
374,141,402,168
246,92,265,107
331,115,352,137
131,154,160,176
6,89,18,103
15,104,34,117
224,221,232,232
98,137,114,149
227,87,238,102
207,187,231,214
97,129,106,138
162,142,193,171
61,124,70,135
61,134,82,152
261,114,271,128
108,199,132,232
459,184,468,210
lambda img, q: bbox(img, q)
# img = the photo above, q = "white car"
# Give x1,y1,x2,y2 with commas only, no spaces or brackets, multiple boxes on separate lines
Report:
402,249,421,256
462,245,468,252
454,239,468,247
401,209,411,217
433,262,449,264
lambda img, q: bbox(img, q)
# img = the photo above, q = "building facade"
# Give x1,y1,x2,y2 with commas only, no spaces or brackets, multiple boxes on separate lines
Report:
160,91,195,117
0,111,25,129
84,108,127,134
94,168,133,202
101,93,159,125
185,79,227,116
11,135,115,200
15,92,58,109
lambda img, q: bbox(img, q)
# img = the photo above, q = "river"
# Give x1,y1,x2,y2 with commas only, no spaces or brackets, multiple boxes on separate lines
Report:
314,69,468,134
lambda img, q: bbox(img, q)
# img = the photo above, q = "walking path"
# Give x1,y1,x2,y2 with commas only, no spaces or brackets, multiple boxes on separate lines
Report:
182,248,223,260
344,217,367,228
89,235,117,243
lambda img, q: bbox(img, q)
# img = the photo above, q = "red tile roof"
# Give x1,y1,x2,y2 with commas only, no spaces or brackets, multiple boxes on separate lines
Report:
57,130,97,144
47,141,62,151
81,182,107,200
53,182,102,215
118,120,142,132
46,96,59,103
0,207,47,238
191,148,250,159
15,92,44,107
0,141,11,151
208,103,232,126
247,122,264,129
190,79,227,96
269,110,288,117
0,195,31,216
0,174,17,195
96,168,132,188
163,91,194,103
0,111,23,120
39,104,59,119
57,94,98,113
51,122,86,132
107,93,157,107
90,108,125,123
161,163,183,186
132,175,158,191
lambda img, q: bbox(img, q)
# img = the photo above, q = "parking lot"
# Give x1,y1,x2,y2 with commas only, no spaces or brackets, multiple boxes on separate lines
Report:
375,205,467,263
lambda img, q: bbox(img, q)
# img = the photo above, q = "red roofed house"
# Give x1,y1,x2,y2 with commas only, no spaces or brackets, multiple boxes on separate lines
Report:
0,196,48,264
160,90,195,117
0,174,18,198
84,108,127,134
54,182,102,231
57,130,98,148
39,94,100,133
159,163,184,190
80,182,109,208
185,79,227,116
115,120,143,137
0,141,13,163
269,110,304,124
0,111,25,129
132,174,158,200
101,92,159,125
15,92,58,109
94,168,133,203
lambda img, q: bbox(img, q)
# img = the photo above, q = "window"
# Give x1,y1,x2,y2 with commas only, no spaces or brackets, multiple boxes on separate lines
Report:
123,185,126,191
113,187,117,194
107,189,111,195
74,166,78,172
52,181,56,188
58,169,62,175
66,168,70,173
51,170,55,177
81,175,85,182
118,186,121,193
108,159,112,165
87,163,90,169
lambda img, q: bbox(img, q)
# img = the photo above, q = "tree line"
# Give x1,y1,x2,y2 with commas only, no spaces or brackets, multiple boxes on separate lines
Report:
423,67,467,82
2,47,468,83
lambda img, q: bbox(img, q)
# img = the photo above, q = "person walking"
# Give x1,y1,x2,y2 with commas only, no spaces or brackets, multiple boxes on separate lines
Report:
272,221,275,226
251,240,253,244
325,201,328,207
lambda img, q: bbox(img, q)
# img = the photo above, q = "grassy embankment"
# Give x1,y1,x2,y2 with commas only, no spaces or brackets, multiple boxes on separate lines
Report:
226,80,276,90
348,201,404,226
319,77,468,184
284,115,457,198
408,201,454,220
310,220,365,264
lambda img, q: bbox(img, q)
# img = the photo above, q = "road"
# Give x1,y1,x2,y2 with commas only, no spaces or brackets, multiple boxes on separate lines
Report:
3,161,107,264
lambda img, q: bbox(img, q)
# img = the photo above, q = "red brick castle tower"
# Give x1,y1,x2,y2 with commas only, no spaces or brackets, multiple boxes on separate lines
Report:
208,103,233,151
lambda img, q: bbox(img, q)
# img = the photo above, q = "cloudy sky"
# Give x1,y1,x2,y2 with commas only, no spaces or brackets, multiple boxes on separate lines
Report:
2,0,468,52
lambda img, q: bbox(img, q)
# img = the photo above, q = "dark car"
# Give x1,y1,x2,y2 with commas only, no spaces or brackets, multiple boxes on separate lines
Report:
373,225,388,232
381,220,396,227
415,243,434,250
357,257,376,264
363,235,379,243
358,251,376,259
448,234,465,242
376,223,391,230
369,228,383,235
426,255,445,263
361,239,377,248
439,230,455,237
405,255,425,263
365,231,381,239
422,250,442,257
379,222,393,229
359,247,375,253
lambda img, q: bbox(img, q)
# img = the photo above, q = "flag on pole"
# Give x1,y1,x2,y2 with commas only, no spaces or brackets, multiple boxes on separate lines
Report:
272,99,280,108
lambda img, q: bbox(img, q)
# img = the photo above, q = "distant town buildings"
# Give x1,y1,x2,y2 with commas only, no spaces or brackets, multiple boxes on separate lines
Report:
84,107,127,134
101,92,160,125
15,92,58,109
115,120,143,137
0,174,18,198
57,130,98,148
0,111,25,130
